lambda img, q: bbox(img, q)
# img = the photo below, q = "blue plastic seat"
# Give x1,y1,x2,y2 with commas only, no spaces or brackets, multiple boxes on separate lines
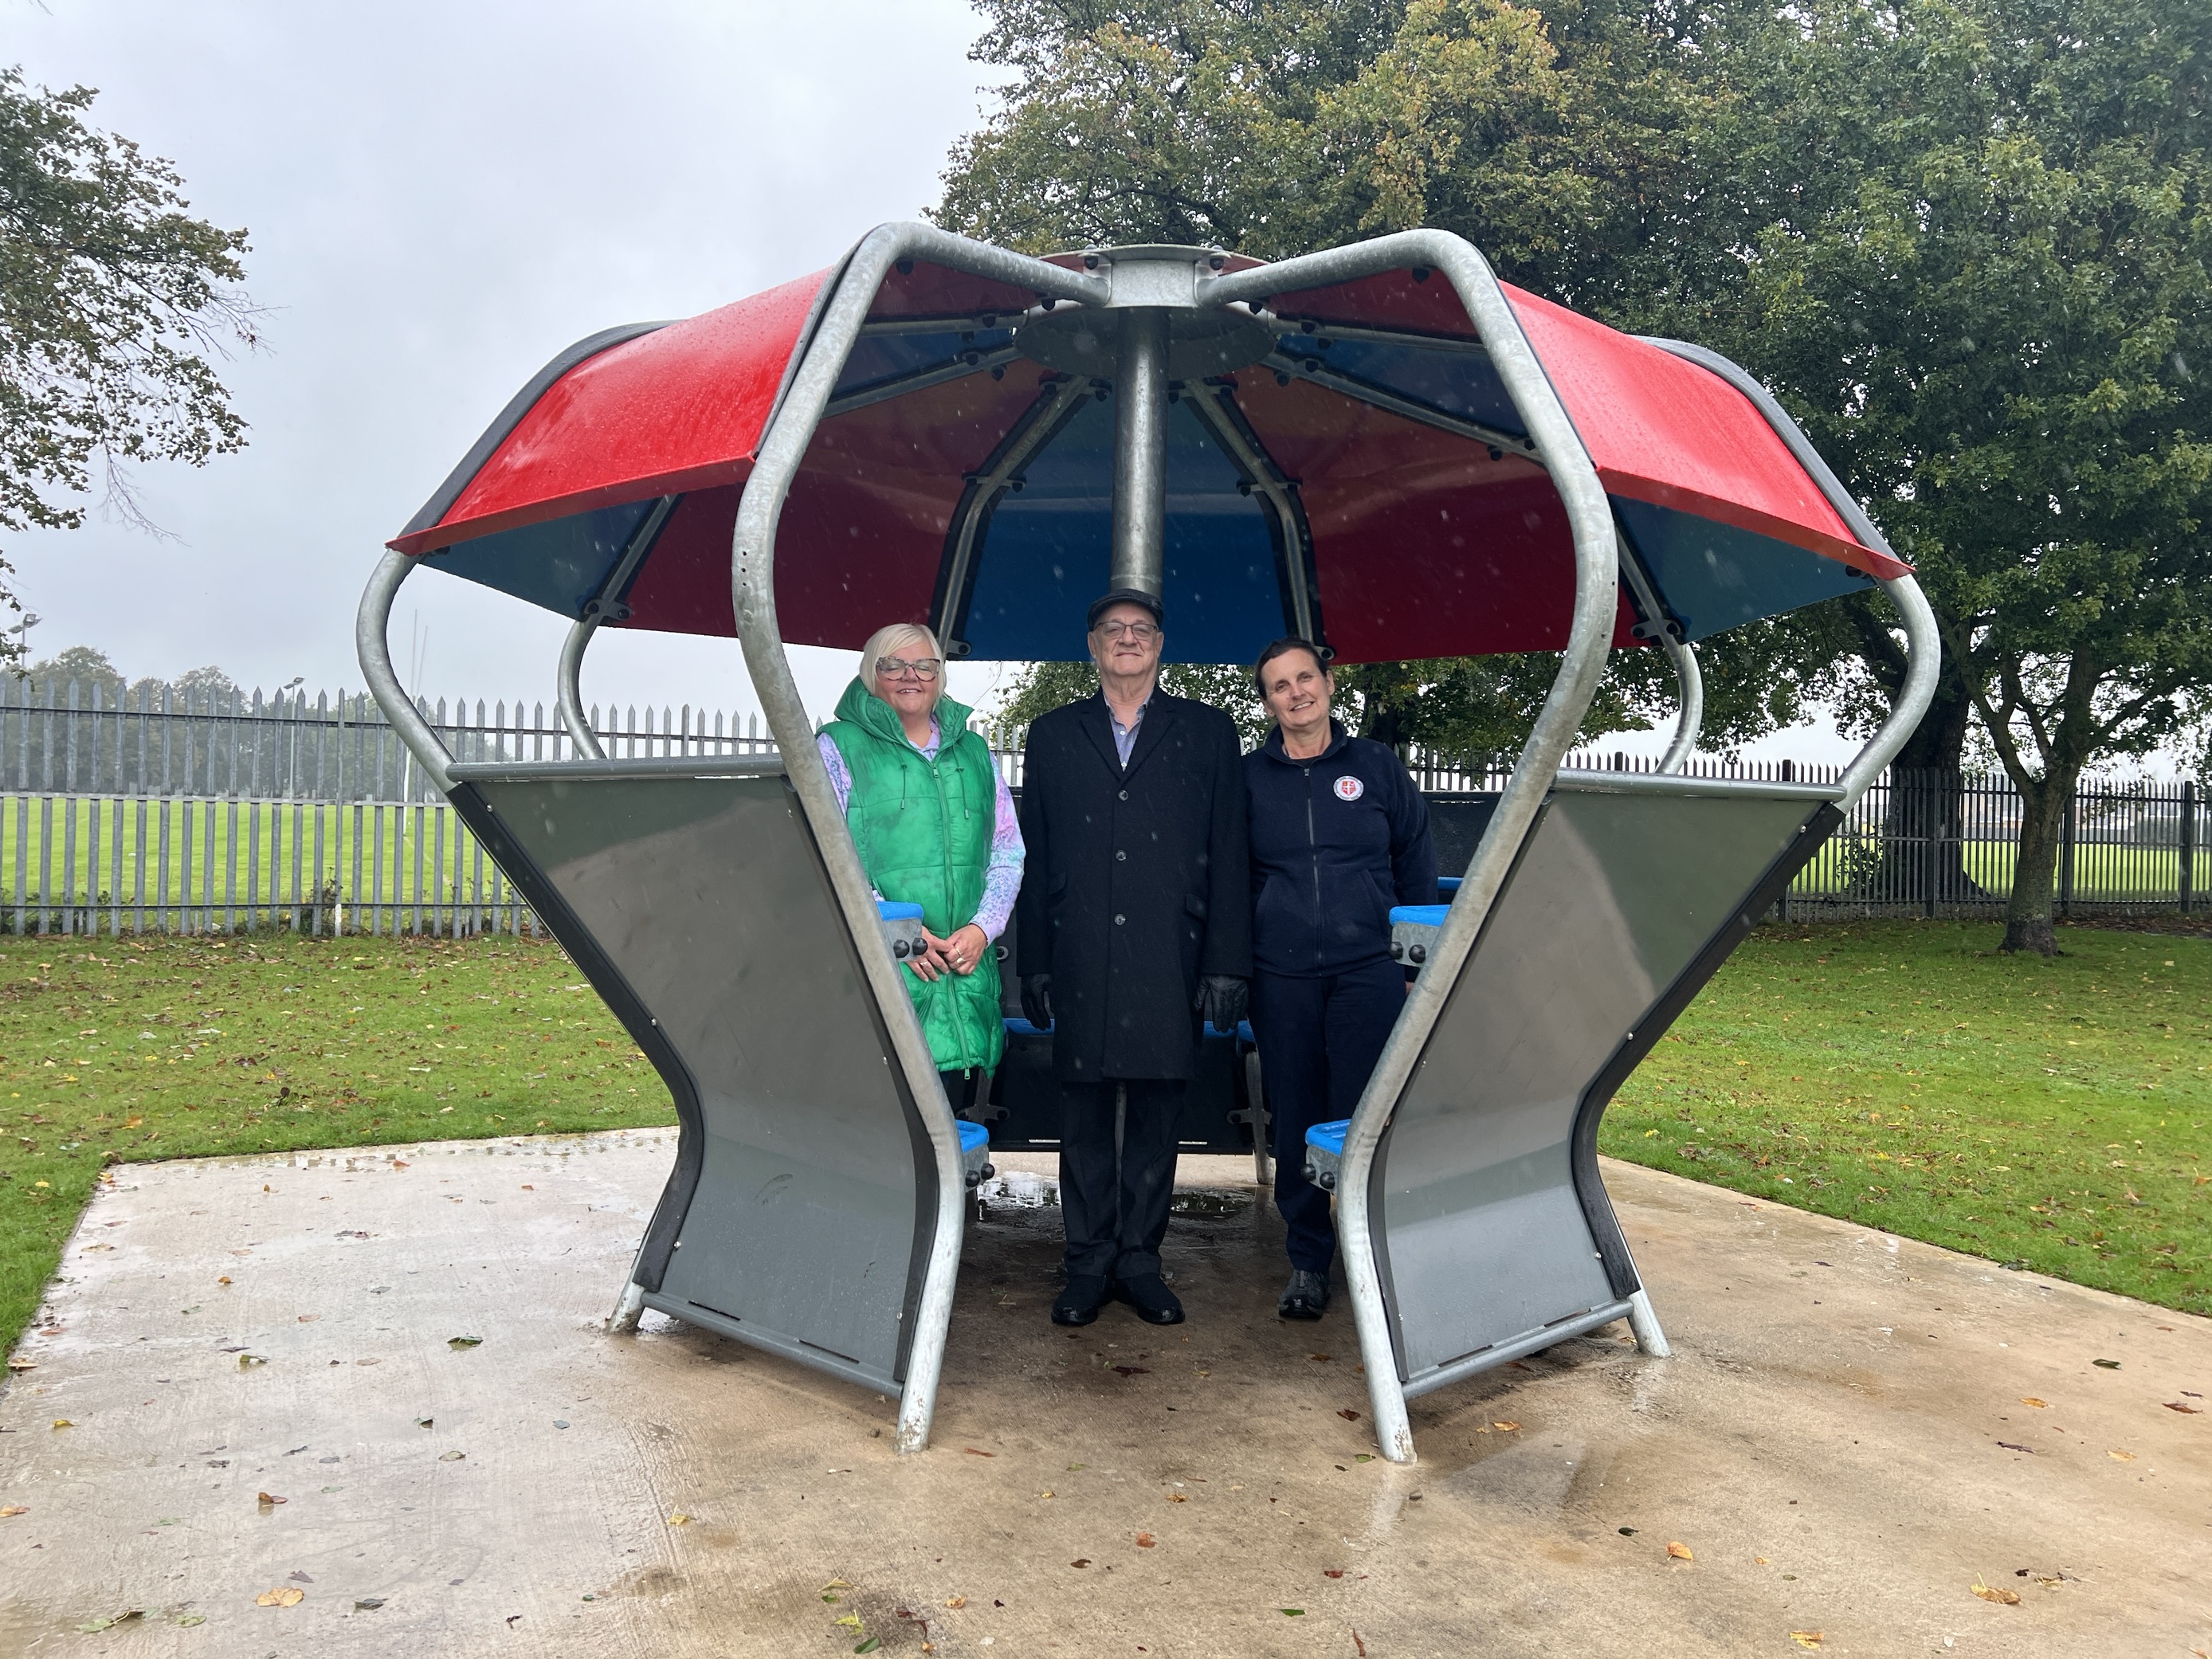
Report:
1237,1018,1256,1045
1437,876,1461,895
1389,904,1451,928
955,1115,993,1189
877,900,925,921
1306,1119,1350,1156
1003,1015,1051,1037
955,1120,989,1155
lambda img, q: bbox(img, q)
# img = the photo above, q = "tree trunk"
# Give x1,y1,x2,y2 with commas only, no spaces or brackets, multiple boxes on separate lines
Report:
1875,654,1996,904
2003,771,2079,955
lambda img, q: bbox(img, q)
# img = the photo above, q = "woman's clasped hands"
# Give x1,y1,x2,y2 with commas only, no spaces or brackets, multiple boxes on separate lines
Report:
908,922,990,982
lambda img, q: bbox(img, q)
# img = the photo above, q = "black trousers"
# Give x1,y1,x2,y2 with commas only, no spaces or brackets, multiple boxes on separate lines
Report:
1058,1078,1186,1279
1250,959,1406,1275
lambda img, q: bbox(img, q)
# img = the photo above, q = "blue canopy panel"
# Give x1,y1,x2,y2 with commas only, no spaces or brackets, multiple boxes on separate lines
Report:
835,327,1016,403
1613,500,1875,641
958,394,1287,664
416,496,658,621
1292,335,1528,441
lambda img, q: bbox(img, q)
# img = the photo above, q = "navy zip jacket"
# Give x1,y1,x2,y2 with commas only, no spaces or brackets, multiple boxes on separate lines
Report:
1244,720,1438,978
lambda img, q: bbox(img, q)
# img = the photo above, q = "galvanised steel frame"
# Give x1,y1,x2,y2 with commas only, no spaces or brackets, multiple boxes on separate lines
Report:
360,222,1939,1461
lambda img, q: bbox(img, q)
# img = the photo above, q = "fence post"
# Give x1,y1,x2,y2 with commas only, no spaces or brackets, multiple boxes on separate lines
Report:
2058,793,2077,920
2183,780,2198,916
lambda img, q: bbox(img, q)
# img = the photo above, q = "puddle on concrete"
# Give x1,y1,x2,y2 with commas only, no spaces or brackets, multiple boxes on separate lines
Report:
976,1170,1252,1220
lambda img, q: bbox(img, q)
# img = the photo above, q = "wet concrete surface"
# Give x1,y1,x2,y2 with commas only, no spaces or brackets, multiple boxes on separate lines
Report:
2,1132,2206,1657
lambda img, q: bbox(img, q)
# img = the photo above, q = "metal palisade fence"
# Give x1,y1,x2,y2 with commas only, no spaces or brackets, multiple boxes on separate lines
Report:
0,677,775,938
0,677,2203,935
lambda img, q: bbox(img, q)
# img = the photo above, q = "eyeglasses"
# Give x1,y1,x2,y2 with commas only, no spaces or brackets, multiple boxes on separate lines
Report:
877,656,943,680
1093,621,1160,641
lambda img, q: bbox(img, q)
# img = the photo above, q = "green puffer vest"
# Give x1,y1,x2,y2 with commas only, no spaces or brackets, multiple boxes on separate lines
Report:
824,678,1006,1073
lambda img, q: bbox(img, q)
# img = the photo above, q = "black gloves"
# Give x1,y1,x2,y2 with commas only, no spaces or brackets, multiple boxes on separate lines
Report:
1195,974,1249,1031
1021,973,1054,1030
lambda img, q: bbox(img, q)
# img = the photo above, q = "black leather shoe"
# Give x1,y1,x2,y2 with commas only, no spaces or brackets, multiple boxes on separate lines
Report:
1278,1269,1329,1320
1112,1273,1185,1325
1052,1273,1112,1327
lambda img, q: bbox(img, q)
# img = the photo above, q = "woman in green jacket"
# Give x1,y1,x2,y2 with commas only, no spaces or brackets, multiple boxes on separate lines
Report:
818,622,1025,1110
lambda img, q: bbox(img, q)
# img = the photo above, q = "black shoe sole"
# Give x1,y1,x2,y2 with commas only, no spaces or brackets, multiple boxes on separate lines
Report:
1278,1300,1328,1320
1051,1302,1103,1327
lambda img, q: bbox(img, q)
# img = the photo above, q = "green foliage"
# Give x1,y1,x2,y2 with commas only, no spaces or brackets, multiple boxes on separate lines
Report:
1705,0,2212,949
941,0,2212,950
0,934,676,1353
0,69,256,651
1602,920,2212,1316
994,658,1270,742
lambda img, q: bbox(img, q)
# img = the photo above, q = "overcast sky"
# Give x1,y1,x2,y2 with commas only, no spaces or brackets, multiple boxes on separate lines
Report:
6,1,1869,763
6,0,1030,724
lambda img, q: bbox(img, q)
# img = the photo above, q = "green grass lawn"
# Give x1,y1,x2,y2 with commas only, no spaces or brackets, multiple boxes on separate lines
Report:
2,921,2206,1358
1599,920,2210,1315
0,933,677,1348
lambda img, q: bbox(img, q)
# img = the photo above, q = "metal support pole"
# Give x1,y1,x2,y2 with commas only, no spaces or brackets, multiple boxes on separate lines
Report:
731,222,1108,1455
1108,308,1170,599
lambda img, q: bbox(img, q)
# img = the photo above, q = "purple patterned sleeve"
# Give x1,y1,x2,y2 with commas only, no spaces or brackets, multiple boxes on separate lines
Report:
971,768,1026,943
817,732,853,816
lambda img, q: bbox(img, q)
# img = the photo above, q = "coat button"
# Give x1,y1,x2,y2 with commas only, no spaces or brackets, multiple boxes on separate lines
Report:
1118,789,1129,800
1115,914,1126,925
1116,849,1127,861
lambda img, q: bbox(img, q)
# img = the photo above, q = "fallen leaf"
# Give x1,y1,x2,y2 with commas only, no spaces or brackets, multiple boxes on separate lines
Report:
5,1357,34,1372
2108,1449,2136,1461
822,1579,852,1592
288,1571,313,1584
1168,1492,1188,1502
1038,1489,1055,1500
354,1598,385,1610
668,1514,691,1526
1280,1608,1306,1617
1996,1441,2035,1453
1324,1569,1346,1579
448,1335,482,1349
2092,1359,2120,1370
2164,1401,2202,1414
834,1614,862,1628
50,1418,73,1430
1790,1633,1824,1649
856,1641,882,1654
1667,1542,1694,1561
238,1355,265,1369
944,1596,967,1610
296,1314,319,1324
1971,1582,2021,1606
256,1586,305,1607
438,1450,465,1461
218,1277,232,1286
1135,1532,1155,1547
2020,1398,2048,1408
1336,1408,1359,1421
1069,1559,1090,1569
1492,1421,1520,1431
257,1492,286,1506
171,1612,206,1626
963,1447,995,1457
1111,1365,1149,1377
0,1506,25,1518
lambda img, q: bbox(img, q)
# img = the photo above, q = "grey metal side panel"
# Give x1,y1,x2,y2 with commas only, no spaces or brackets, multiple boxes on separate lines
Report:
473,774,927,1390
1376,789,1816,1382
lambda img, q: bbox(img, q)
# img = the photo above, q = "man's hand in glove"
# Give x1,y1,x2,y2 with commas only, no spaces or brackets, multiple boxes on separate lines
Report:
1195,974,1249,1031
1021,973,1054,1030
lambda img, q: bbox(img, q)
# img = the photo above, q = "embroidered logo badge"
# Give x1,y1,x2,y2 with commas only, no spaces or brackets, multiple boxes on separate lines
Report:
1333,775,1365,802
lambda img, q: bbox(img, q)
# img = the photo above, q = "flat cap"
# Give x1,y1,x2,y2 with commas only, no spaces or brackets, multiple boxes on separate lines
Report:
1086,588,1164,629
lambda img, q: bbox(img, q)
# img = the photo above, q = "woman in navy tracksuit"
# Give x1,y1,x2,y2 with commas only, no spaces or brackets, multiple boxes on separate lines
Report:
1243,638,1436,1320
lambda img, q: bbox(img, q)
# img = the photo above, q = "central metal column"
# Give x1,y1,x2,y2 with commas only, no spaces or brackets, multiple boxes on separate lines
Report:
1108,308,1171,598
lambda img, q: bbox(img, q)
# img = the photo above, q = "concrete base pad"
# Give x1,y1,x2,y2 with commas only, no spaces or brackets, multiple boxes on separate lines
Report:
3,1134,2206,1656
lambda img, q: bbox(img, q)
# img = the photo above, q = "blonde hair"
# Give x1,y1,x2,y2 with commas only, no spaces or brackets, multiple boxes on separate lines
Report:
859,622,945,708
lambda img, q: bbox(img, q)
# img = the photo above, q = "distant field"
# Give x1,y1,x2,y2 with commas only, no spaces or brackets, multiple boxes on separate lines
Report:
2,920,2206,1359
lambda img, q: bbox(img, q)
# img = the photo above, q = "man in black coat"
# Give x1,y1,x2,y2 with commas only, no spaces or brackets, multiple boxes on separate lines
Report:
1016,590,1252,1328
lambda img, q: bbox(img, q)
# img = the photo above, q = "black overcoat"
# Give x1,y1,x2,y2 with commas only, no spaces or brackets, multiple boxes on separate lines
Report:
1015,690,1253,1082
